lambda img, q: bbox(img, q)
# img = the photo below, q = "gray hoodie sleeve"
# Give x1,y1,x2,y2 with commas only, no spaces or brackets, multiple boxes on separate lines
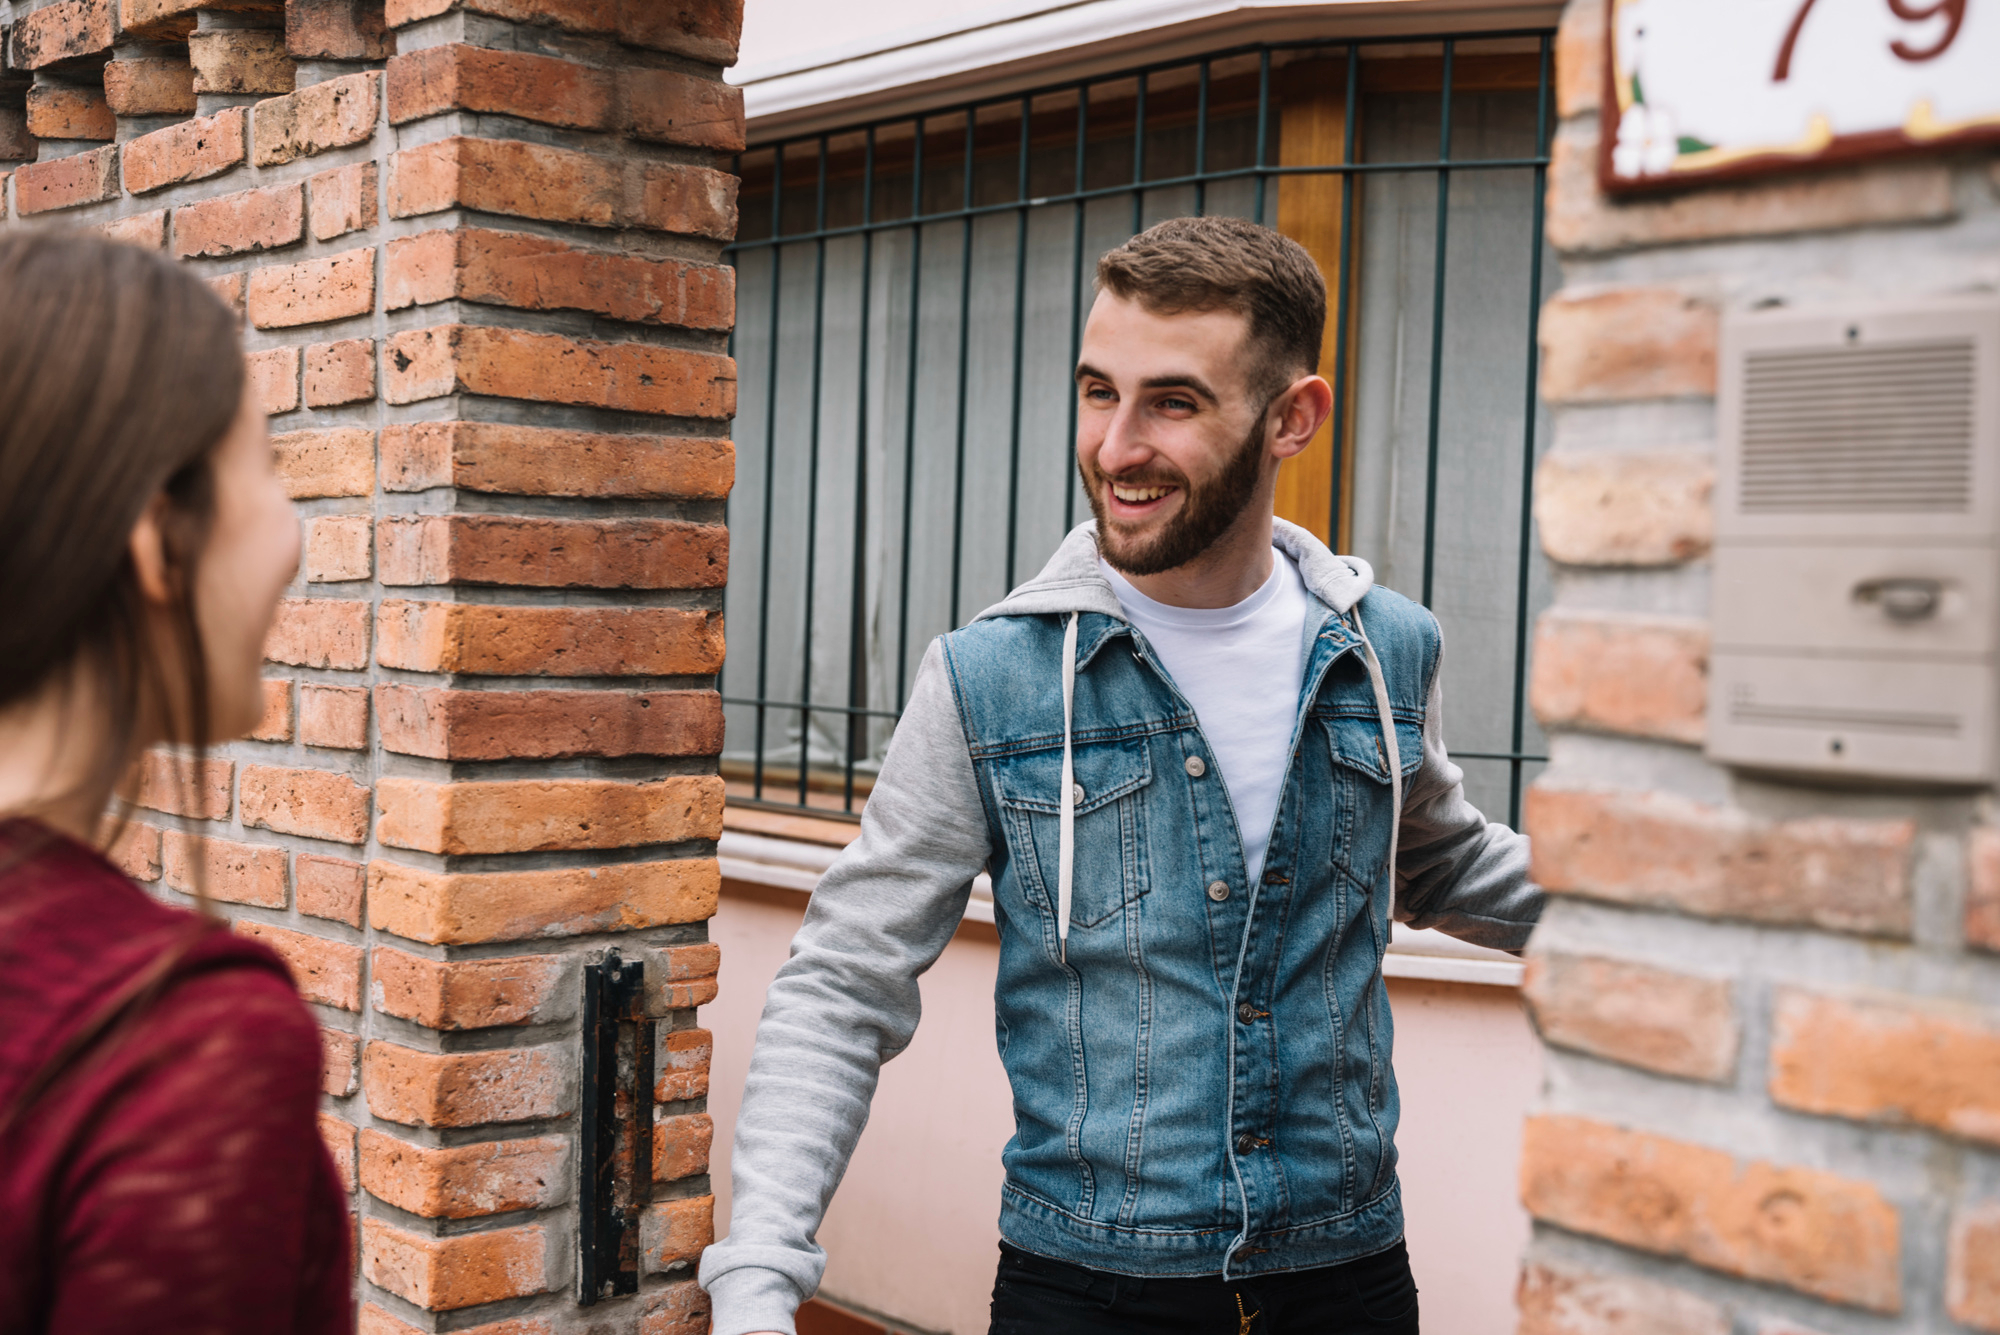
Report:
698,639,993,1335
1392,643,1542,952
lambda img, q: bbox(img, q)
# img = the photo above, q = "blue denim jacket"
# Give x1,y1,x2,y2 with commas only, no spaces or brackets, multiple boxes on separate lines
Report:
701,522,1539,1335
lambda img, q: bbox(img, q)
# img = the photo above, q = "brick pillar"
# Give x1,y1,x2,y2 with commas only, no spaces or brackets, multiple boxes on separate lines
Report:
1519,2,2000,1332
0,0,742,1329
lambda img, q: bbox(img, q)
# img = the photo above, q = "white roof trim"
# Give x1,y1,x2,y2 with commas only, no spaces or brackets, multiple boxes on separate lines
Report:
736,0,1561,141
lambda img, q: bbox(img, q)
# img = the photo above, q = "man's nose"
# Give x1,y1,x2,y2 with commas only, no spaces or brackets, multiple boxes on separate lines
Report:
1096,403,1153,475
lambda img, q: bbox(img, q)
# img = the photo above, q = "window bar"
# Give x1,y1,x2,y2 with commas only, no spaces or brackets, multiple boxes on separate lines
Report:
845,127,878,811
1131,69,1147,234
1327,43,1360,551
1418,38,1455,608
1005,95,1033,589
894,117,926,708
1252,48,1271,225
752,143,787,802
1193,59,1210,216
948,107,977,628
796,132,832,808
1506,34,1555,828
1064,84,1088,530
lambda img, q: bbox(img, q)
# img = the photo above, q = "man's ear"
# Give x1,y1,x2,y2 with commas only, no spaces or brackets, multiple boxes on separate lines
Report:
1268,374,1333,461
127,494,176,606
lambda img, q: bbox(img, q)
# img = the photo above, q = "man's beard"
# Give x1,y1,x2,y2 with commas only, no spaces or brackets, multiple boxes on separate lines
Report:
1084,417,1268,577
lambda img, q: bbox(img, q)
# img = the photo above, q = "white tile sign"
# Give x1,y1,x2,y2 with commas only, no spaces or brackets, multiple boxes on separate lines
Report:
1603,0,1999,190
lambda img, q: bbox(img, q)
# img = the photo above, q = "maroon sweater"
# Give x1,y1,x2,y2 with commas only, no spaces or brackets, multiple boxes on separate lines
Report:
0,820,352,1334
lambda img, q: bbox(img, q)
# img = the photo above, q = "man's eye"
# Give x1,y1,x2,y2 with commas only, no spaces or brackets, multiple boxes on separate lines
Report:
1159,396,1195,412
1084,385,1114,402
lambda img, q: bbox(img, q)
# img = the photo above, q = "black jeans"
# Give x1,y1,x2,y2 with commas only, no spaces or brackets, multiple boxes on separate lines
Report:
989,1239,1419,1334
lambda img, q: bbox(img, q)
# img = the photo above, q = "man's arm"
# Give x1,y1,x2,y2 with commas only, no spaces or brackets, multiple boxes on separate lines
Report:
699,639,994,1335
1392,642,1542,952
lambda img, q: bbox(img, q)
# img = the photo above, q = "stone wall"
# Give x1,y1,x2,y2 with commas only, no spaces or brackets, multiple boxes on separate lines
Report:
1520,2,2000,1331
0,2,742,1330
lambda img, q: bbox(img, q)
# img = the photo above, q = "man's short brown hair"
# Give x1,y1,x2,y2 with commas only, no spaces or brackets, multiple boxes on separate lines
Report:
1095,216,1326,400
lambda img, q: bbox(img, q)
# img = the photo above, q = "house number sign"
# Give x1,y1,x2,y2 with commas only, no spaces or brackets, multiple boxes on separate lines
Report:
1602,0,1999,191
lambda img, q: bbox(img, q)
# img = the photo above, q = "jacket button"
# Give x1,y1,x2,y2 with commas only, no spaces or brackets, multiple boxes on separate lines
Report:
1071,782,1084,803
1184,755,1207,777
1235,1133,1258,1155
1237,1002,1260,1023
1206,880,1230,902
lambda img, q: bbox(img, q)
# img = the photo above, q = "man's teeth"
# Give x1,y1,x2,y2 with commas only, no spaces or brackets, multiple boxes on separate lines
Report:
1112,484,1173,502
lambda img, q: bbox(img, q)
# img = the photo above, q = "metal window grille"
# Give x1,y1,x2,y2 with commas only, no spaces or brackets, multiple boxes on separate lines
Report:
724,27,1557,827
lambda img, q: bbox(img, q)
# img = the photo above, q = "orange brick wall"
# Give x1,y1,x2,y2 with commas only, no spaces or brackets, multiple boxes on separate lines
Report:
1,2,740,1330
1520,2,2000,1331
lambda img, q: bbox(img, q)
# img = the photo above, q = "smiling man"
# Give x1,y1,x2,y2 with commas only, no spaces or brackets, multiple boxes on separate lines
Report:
700,216,1540,1335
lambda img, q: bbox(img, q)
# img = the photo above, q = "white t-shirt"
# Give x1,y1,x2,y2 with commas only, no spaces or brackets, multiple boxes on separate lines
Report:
1101,549,1313,885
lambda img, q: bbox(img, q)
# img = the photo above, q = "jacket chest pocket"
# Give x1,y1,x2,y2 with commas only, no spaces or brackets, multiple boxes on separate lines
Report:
1321,714,1426,788
994,738,1152,930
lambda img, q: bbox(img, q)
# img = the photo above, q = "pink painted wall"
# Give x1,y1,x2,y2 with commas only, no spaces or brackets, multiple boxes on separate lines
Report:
708,883,1540,1334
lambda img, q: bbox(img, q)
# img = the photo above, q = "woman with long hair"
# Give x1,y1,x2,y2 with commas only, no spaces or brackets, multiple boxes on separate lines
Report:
0,232,351,1332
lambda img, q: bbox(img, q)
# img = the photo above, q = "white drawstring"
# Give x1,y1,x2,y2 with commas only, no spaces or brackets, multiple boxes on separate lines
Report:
1057,610,1079,962
1352,608,1403,926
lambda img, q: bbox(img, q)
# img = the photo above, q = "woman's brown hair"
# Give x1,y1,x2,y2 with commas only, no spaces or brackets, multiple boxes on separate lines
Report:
0,230,247,836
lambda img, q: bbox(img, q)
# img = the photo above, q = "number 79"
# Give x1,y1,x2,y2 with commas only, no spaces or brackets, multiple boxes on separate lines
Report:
1773,0,1965,81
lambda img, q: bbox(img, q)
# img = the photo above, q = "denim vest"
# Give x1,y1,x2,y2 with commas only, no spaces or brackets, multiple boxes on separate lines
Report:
937,580,1438,1277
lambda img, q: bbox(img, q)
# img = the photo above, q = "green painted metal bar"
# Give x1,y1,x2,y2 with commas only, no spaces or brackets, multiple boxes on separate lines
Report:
796,132,831,808
845,127,877,810
1418,38,1455,608
894,117,925,707
750,144,785,802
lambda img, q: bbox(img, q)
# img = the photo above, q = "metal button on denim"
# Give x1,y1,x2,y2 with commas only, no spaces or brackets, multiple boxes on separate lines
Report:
1206,880,1230,902
1184,755,1207,777
1237,1002,1260,1023
1071,783,1084,802
1235,1133,1258,1155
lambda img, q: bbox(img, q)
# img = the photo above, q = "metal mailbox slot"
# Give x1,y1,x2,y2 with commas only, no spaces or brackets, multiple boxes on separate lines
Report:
1707,297,2000,783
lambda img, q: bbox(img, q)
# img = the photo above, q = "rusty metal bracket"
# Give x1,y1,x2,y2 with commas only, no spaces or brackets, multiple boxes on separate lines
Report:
578,949,654,1304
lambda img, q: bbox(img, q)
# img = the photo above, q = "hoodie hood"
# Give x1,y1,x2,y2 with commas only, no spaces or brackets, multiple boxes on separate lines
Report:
973,517,1376,623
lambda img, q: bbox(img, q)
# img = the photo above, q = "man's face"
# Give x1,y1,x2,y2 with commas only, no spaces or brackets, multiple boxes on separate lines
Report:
1075,291,1275,576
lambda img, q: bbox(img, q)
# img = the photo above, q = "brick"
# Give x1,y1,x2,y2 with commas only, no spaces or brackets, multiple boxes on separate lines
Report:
240,763,371,844
375,774,723,855
303,338,376,407
656,1028,711,1102
1530,611,1708,745
376,601,724,676
1553,0,1602,120
252,677,294,742
360,1129,566,1217
361,1218,550,1310
247,346,301,415
1526,786,1914,937
1548,128,1958,256
264,597,371,669
358,1306,554,1335
173,183,303,259
386,44,612,130
384,227,734,330
205,272,248,322
381,325,735,418
387,136,737,239
252,70,379,166
273,427,374,497
123,107,247,195
1516,1258,1730,1335
298,853,366,926
648,942,720,1013
642,1282,713,1335
247,245,375,329
376,515,728,590
1520,1114,1900,1311
623,66,744,151
642,1195,713,1273
103,57,197,116
384,0,742,64
9,0,114,69
319,1113,357,1193
236,920,363,1010
98,208,167,250
652,1113,711,1183
13,145,119,215
308,160,376,240
26,84,114,140
371,946,566,1029
1950,1203,2000,1331
375,685,724,761
304,515,373,584
0,108,32,161
1770,988,2000,1146
380,422,733,499
362,1041,567,1127
368,857,719,945
301,683,370,748
322,1026,359,1095
105,820,162,882
117,0,209,40
1537,449,1714,567
1968,826,2000,954
1540,286,1717,404
162,831,287,908
189,28,294,97
136,752,233,820
289,0,391,59
1522,951,1737,1082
